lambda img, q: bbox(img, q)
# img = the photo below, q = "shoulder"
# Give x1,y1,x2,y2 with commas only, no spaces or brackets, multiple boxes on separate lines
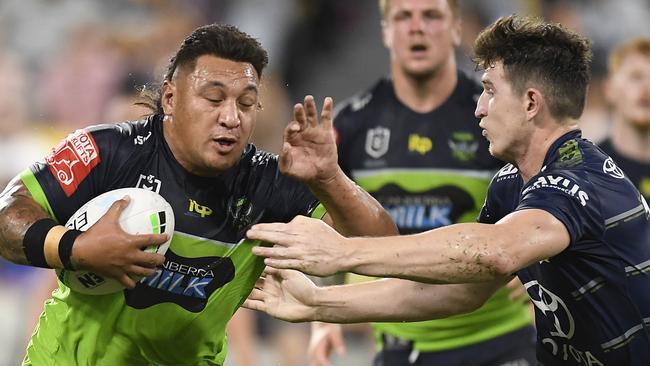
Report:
454,71,483,104
334,78,391,123
487,164,522,199
86,117,158,146
523,138,610,207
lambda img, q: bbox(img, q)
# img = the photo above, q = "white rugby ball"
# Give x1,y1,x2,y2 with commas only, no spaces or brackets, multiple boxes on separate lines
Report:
55,187,174,295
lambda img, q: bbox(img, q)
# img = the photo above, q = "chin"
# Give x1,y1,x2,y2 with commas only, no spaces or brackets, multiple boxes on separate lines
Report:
628,116,650,129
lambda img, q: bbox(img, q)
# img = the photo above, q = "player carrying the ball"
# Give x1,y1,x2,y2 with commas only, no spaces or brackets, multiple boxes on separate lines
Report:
0,24,396,365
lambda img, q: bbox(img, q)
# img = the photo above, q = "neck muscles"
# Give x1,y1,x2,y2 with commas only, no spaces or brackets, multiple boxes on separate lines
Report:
391,60,458,113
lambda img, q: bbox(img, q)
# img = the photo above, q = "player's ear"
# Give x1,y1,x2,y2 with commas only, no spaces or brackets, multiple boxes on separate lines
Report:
161,80,176,115
524,88,543,121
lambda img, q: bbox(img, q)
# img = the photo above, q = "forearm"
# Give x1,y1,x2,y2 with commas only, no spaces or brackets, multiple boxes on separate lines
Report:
0,177,50,264
309,169,396,237
311,278,503,323
344,222,516,283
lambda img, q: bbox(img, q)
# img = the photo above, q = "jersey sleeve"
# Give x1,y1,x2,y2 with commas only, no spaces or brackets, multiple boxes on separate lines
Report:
477,165,519,224
20,122,142,224
515,172,603,248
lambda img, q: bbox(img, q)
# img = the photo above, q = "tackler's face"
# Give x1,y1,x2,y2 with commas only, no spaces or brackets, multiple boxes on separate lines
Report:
475,63,532,162
162,55,259,176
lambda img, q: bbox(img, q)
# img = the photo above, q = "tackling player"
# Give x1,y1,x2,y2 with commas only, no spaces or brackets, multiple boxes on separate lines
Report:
245,15,650,366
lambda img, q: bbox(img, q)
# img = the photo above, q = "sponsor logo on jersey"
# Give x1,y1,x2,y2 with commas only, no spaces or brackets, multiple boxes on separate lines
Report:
126,250,235,312
408,134,432,155
602,158,625,179
495,164,519,183
136,174,162,193
556,140,583,168
188,199,213,218
46,129,100,197
526,280,575,339
523,175,589,206
133,131,152,145
448,132,479,162
374,184,475,234
498,164,519,177
365,127,390,159
526,280,605,365
228,196,253,231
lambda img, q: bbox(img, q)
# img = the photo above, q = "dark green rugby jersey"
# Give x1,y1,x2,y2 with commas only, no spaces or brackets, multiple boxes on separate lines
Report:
21,115,323,366
335,72,532,352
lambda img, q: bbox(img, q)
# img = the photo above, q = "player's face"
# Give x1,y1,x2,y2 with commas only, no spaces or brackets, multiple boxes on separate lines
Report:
162,55,259,176
475,63,531,162
382,0,460,79
606,52,650,128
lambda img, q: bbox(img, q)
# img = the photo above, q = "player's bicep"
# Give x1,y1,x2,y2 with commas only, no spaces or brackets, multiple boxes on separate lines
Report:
496,208,570,267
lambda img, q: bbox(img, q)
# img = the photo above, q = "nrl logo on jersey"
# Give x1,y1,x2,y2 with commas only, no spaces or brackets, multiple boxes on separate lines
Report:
136,174,161,193
365,127,390,159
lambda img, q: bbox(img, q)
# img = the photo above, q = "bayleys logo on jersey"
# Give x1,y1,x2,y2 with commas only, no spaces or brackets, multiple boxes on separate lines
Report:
523,174,589,206
46,129,100,197
365,127,390,159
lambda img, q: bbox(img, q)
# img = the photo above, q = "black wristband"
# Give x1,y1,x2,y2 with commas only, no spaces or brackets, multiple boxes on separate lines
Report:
23,218,58,268
59,229,82,271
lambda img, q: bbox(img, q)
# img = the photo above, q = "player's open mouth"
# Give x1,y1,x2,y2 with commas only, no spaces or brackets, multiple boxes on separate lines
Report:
410,44,428,55
213,137,237,152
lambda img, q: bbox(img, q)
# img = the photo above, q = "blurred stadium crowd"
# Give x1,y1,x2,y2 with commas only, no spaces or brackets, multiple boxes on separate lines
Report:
0,0,648,365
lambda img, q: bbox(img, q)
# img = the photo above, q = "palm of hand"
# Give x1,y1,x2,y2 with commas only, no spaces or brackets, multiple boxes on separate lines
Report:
264,268,315,322
280,96,338,183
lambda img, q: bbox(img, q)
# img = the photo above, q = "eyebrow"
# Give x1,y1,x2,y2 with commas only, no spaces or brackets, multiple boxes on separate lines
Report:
481,79,494,88
204,81,259,94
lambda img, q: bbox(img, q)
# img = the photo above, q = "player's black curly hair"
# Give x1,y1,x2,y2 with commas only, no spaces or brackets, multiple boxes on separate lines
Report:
473,15,592,120
138,23,268,115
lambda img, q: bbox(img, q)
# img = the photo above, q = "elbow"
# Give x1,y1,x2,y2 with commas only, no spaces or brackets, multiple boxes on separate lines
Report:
481,252,520,278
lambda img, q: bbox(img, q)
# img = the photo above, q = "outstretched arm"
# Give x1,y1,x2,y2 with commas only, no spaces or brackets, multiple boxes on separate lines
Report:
243,267,508,323
280,96,396,237
249,208,570,282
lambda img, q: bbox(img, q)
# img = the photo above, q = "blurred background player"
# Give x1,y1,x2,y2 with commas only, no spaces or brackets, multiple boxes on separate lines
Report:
311,1,536,366
598,37,650,200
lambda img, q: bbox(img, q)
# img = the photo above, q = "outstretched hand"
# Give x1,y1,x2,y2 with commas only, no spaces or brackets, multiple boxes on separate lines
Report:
280,95,338,184
71,196,168,288
248,216,349,277
242,266,318,322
